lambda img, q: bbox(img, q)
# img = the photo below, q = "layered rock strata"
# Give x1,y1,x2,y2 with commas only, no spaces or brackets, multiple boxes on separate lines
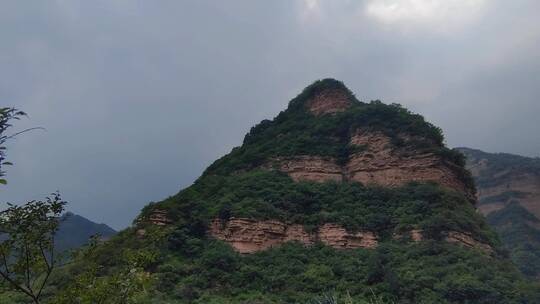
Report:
395,229,493,254
346,130,470,195
147,210,173,226
306,88,352,116
445,231,494,254
265,156,343,183
265,130,472,198
209,218,377,254
209,218,491,254
478,172,540,217
459,147,540,218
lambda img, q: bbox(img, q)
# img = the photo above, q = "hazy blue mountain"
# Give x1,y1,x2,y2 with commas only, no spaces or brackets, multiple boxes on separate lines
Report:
55,212,116,252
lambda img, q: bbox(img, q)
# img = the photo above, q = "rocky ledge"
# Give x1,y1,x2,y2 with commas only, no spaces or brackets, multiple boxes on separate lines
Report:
305,87,352,116
209,218,377,254
209,218,492,254
396,229,493,254
265,130,473,199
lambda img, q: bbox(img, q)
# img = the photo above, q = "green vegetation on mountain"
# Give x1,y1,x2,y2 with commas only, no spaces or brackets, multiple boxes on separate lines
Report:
459,147,540,279
148,170,494,245
3,80,540,303
0,193,66,304
70,79,534,303
205,79,472,190
486,202,540,278
55,212,116,253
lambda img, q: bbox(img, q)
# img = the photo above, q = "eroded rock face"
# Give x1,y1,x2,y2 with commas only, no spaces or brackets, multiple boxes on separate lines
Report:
209,218,377,254
306,88,351,116
147,210,173,226
210,218,492,254
318,223,378,249
476,173,540,217
394,229,493,254
346,130,471,197
445,231,494,254
410,229,424,242
266,156,343,183
265,130,472,198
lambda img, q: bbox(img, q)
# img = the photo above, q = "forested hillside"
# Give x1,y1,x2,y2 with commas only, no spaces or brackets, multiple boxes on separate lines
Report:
459,147,540,278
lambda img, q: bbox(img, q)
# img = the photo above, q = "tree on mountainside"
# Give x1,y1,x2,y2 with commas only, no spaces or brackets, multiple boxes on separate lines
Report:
0,192,66,304
0,107,27,185
0,107,67,303
51,236,156,304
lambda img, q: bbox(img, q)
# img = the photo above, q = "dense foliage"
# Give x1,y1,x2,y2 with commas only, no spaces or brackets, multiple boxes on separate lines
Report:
38,217,536,303
117,170,537,303
151,240,538,304
205,80,471,191
0,193,66,304
487,202,540,278
4,80,538,302
151,170,494,245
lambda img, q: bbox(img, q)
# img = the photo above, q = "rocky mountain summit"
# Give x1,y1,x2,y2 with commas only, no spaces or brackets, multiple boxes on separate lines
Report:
168,79,483,255
91,79,539,303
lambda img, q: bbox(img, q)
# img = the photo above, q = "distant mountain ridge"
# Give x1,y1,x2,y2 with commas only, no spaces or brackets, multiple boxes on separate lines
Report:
457,147,540,218
458,147,540,278
55,212,116,252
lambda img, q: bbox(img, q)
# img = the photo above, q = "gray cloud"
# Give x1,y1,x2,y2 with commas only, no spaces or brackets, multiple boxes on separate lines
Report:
1,1,539,229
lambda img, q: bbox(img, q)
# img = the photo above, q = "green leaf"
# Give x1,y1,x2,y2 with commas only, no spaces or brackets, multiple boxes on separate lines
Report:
0,179,6,185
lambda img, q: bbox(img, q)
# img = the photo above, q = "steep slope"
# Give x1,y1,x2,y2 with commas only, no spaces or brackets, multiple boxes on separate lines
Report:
458,147,540,278
55,212,116,253
457,147,540,217
65,80,539,303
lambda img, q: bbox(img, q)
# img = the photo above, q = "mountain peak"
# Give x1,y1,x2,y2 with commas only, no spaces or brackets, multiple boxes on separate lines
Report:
289,78,355,115
85,82,540,303
55,212,116,252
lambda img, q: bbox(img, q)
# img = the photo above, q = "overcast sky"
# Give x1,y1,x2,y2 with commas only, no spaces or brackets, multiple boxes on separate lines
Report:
1,0,539,229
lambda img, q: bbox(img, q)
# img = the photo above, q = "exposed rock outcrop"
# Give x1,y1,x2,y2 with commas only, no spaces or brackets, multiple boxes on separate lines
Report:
317,223,378,249
306,87,352,116
210,218,491,254
147,209,173,226
346,130,471,197
209,218,377,254
265,130,472,198
445,231,494,254
395,229,493,254
265,156,343,183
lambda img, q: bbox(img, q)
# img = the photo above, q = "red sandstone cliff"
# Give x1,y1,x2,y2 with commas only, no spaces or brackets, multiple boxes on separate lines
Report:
209,218,492,254
265,130,472,199
305,87,352,116
209,218,377,254
205,90,479,254
146,88,486,255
